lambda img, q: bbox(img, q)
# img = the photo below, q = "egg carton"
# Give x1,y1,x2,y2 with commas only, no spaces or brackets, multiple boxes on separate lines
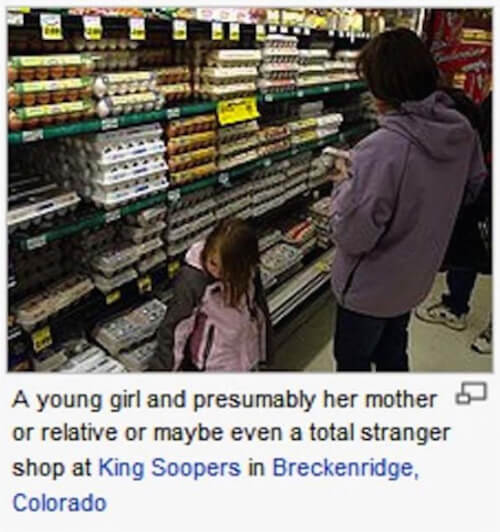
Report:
263,48,299,59
169,211,216,242
122,221,166,244
310,196,332,217
57,345,109,373
168,147,217,173
156,66,191,84
91,175,168,209
92,51,140,71
206,49,262,66
137,249,167,275
92,299,167,356
126,205,167,228
258,230,283,253
33,348,69,372
218,149,259,172
317,113,344,127
288,118,318,133
261,243,303,277
291,131,318,146
93,267,138,294
84,122,163,149
298,64,327,74
260,62,300,74
15,274,94,332
90,156,168,187
253,197,286,218
286,173,309,191
118,340,157,371
257,139,291,158
260,266,278,292
169,198,216,225
299,49,330,60
216,199,253,221
138,237,164,258
317,126,340,139
284,182,308,201
200,82,257,100
253,186,284,205
166,114,217,138
96,91,164,119
263,35,299,46
7,190,81,231
201,66,259,83
215,183,253,205
335,50,360,61
217,120,260,143
258,79,297,93
93,71,157,98
253,174,287,194
92,244,140,277
169,162,217,186
88,139,166,167
167,131,217,155
259,125,290,144
60,350,127,373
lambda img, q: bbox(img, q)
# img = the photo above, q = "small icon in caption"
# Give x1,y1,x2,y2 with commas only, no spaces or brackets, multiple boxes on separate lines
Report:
455,381,488,405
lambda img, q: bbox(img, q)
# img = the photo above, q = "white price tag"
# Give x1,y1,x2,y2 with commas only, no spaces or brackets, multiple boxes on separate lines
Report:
303,27,311,36
229,23,240,41
166,107,181,119
256,24,266,42
168,189,181,203
263,158,272,168
328,29,335,37
339,133,345,142
22,129,44,143
173,19,187,40
101,118,119,131
297,90,304,98
269,25,277,33
8,12,24,26
26,234,47,250
350,31,355,44
130,18,146,40
40,13,62,40
339,31,344,38
264,94,274,103
280,26,289,34
323,86,330,93
83,15,102,40
344,82,351,91
212,21,223,40
294,27,301,35
105,210,121,223
218,172,230,186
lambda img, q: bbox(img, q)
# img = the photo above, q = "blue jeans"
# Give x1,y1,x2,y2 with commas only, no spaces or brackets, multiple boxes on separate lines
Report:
442,268,478,317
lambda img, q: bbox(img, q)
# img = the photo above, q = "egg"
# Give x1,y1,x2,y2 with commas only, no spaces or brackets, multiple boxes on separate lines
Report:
8,88,21,108
50,65,64,79
118,38,128,50
52,90,66,103
117,83,128,95
112,104,124,116
108,38,118,50
20,68,36,82
8,110,23,130
25,117,40,129
123,103,134,114
54,113,68,125
96,99,110,118
36,67,50,80
64,65,79,78
67,89,80,102
79,86,93,99
21,93,36,106
8,63,18,82
72,36,86,52
68,111,82,122
97,38,109,51
93,77,107,98
86,39,98,52
40,115,55,126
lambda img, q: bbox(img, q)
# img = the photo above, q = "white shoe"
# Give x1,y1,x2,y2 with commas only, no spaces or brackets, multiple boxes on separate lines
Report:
415,302,467,331
471,323,492,354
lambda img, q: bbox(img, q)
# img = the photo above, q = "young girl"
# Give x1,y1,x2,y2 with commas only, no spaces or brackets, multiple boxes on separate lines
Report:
330,28,487,371
151,218,271,371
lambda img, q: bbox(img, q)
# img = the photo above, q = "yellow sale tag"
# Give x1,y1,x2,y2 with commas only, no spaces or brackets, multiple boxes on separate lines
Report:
32,326,53,353
256,24,266,42
138,275,152,294
173,19,187,40
217,96,259,126
83,16,102,40
106,290,121,305
229,23,240,41
212,21,223,40
41,13,62,40
168,261,181,279
130,18,145,40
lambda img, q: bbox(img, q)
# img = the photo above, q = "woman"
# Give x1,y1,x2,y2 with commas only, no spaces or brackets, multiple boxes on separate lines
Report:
330,28,487,371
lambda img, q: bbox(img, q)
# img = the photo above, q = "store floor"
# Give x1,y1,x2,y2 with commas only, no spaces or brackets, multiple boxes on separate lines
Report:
272,273,492,372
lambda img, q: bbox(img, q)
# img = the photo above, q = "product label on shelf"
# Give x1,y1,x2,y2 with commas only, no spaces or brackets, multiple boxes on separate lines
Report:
217,96,259,126
137,275,152,294
329,29,335,37
166,107,181,120
20,100,88,119
304,27,311,36
218,172,230,186
22,129,44,143
16,78,88,94
83,15,102,40
32,326,53,353
13,54,82,68
173,19,187,40
168,189,181,204
40,13,63,40
344,82,351,91
8,12,24,26
130,17,146,40
297,90,305,98
256,24,266,42
101,117,119,131
168,261,181,279
105,210,121,223
280,26,289,34
212,22,223,41
268,25,277,33
26,234,47,250
294,27,301,35
106,290,121,305
229,23,240,41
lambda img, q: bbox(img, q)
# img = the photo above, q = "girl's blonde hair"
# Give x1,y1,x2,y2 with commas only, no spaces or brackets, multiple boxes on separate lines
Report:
202,217,259,307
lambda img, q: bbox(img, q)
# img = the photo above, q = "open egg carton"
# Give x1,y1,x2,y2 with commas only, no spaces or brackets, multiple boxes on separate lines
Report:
200,49,262,100
14,273,95,332
166,114,218,185
259,35,299,94
260,243,304,279
92,299,167,357
118,339,157,372
309,196,332,249
316,113,344,138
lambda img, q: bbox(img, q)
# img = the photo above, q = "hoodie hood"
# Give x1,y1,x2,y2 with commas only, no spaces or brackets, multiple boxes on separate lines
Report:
185,240,205,272
380,90,475,161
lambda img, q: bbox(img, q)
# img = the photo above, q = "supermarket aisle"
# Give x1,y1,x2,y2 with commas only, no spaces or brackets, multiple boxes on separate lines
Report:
272,273,492,372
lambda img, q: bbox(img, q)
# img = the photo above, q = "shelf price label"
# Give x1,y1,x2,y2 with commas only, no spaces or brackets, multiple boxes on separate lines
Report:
26,234,47,250
166,107,181,119
328,29,335,37
138,275,152,294
293,27,301,35
32,326,53,353
130,18,146,40
106,290,121,305
168,261,181,279
83,16,102,40
344,82,351,91
229,23,240,41
218,172,230,186
168,189,181,204
303,27,311,36
264,94,273,103
101,117,119,131
173,19,187,40
256,24,266,42
350,31,355,44
297,90,304,98
8,12,24,26
217,96,259,126
41,13,63,40
105,210,121,223
212,22,223,40
268,25,277,33
22,129,44,143
280,26,289,34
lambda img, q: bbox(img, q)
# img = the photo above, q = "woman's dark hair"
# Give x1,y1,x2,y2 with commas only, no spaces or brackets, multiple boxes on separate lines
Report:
357,27,439,107
202,217,259,307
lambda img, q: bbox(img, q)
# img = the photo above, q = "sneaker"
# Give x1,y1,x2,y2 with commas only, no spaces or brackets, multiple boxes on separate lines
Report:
415,302,467,331
471,323,492,354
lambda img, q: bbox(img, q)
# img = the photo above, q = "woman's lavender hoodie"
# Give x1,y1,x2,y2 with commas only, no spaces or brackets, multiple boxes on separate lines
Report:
331,91,487,317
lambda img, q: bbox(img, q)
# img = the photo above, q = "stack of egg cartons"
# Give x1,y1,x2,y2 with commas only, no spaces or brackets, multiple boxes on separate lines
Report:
46,122,168,209
298,49,331,87
201,49,261,100
217,119,261,171
259,35,299,95
283,152,311,201
53,338,127,373
332,50,360,82
166,114,218,185
252,160,288,218
215,181,254,221
309,196,332,249
258,123,291,157
167,189,217,259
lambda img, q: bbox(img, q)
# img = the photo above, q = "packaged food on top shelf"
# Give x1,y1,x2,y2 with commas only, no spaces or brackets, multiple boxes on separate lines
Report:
14,274,95,332
92,299,167,356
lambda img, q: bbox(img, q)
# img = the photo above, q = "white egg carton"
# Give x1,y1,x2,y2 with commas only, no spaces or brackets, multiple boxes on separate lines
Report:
91,156,168,187
8,191,81,230
93,71,157,98
284,182,308,201
259,230,283,253
122,221,166,244
91,175,169,209
218,120,260,143
15,274,94,332
218,136,261,157
206,49,262,65
138,237,164,258
126,205,167,227
317,113,344,127
261,243,303,277
253,197,286,218
201,82,257,99
218,149,259,171
92,299,167,356
137,249,167,275
260,266,277,291
299,49,330,60
118,340,157,371
92,245,140,277
58,345,109,373
253,186,284,204
201,66,259,82
87,122,164,147
263,48,299,58
317,126,340,139
335,50,360,60
96,92,164,119
298,64,327,74
93,267,138,294
91,139,166,167
169,200,215,226
263,35,298,45
169,211,215,242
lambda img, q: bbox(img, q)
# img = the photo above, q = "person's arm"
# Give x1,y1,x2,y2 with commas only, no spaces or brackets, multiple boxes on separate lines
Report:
330,137,406,256
150,267,206,371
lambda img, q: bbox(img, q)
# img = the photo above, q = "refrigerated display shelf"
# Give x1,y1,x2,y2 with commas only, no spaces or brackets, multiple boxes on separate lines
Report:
8,81,367,145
